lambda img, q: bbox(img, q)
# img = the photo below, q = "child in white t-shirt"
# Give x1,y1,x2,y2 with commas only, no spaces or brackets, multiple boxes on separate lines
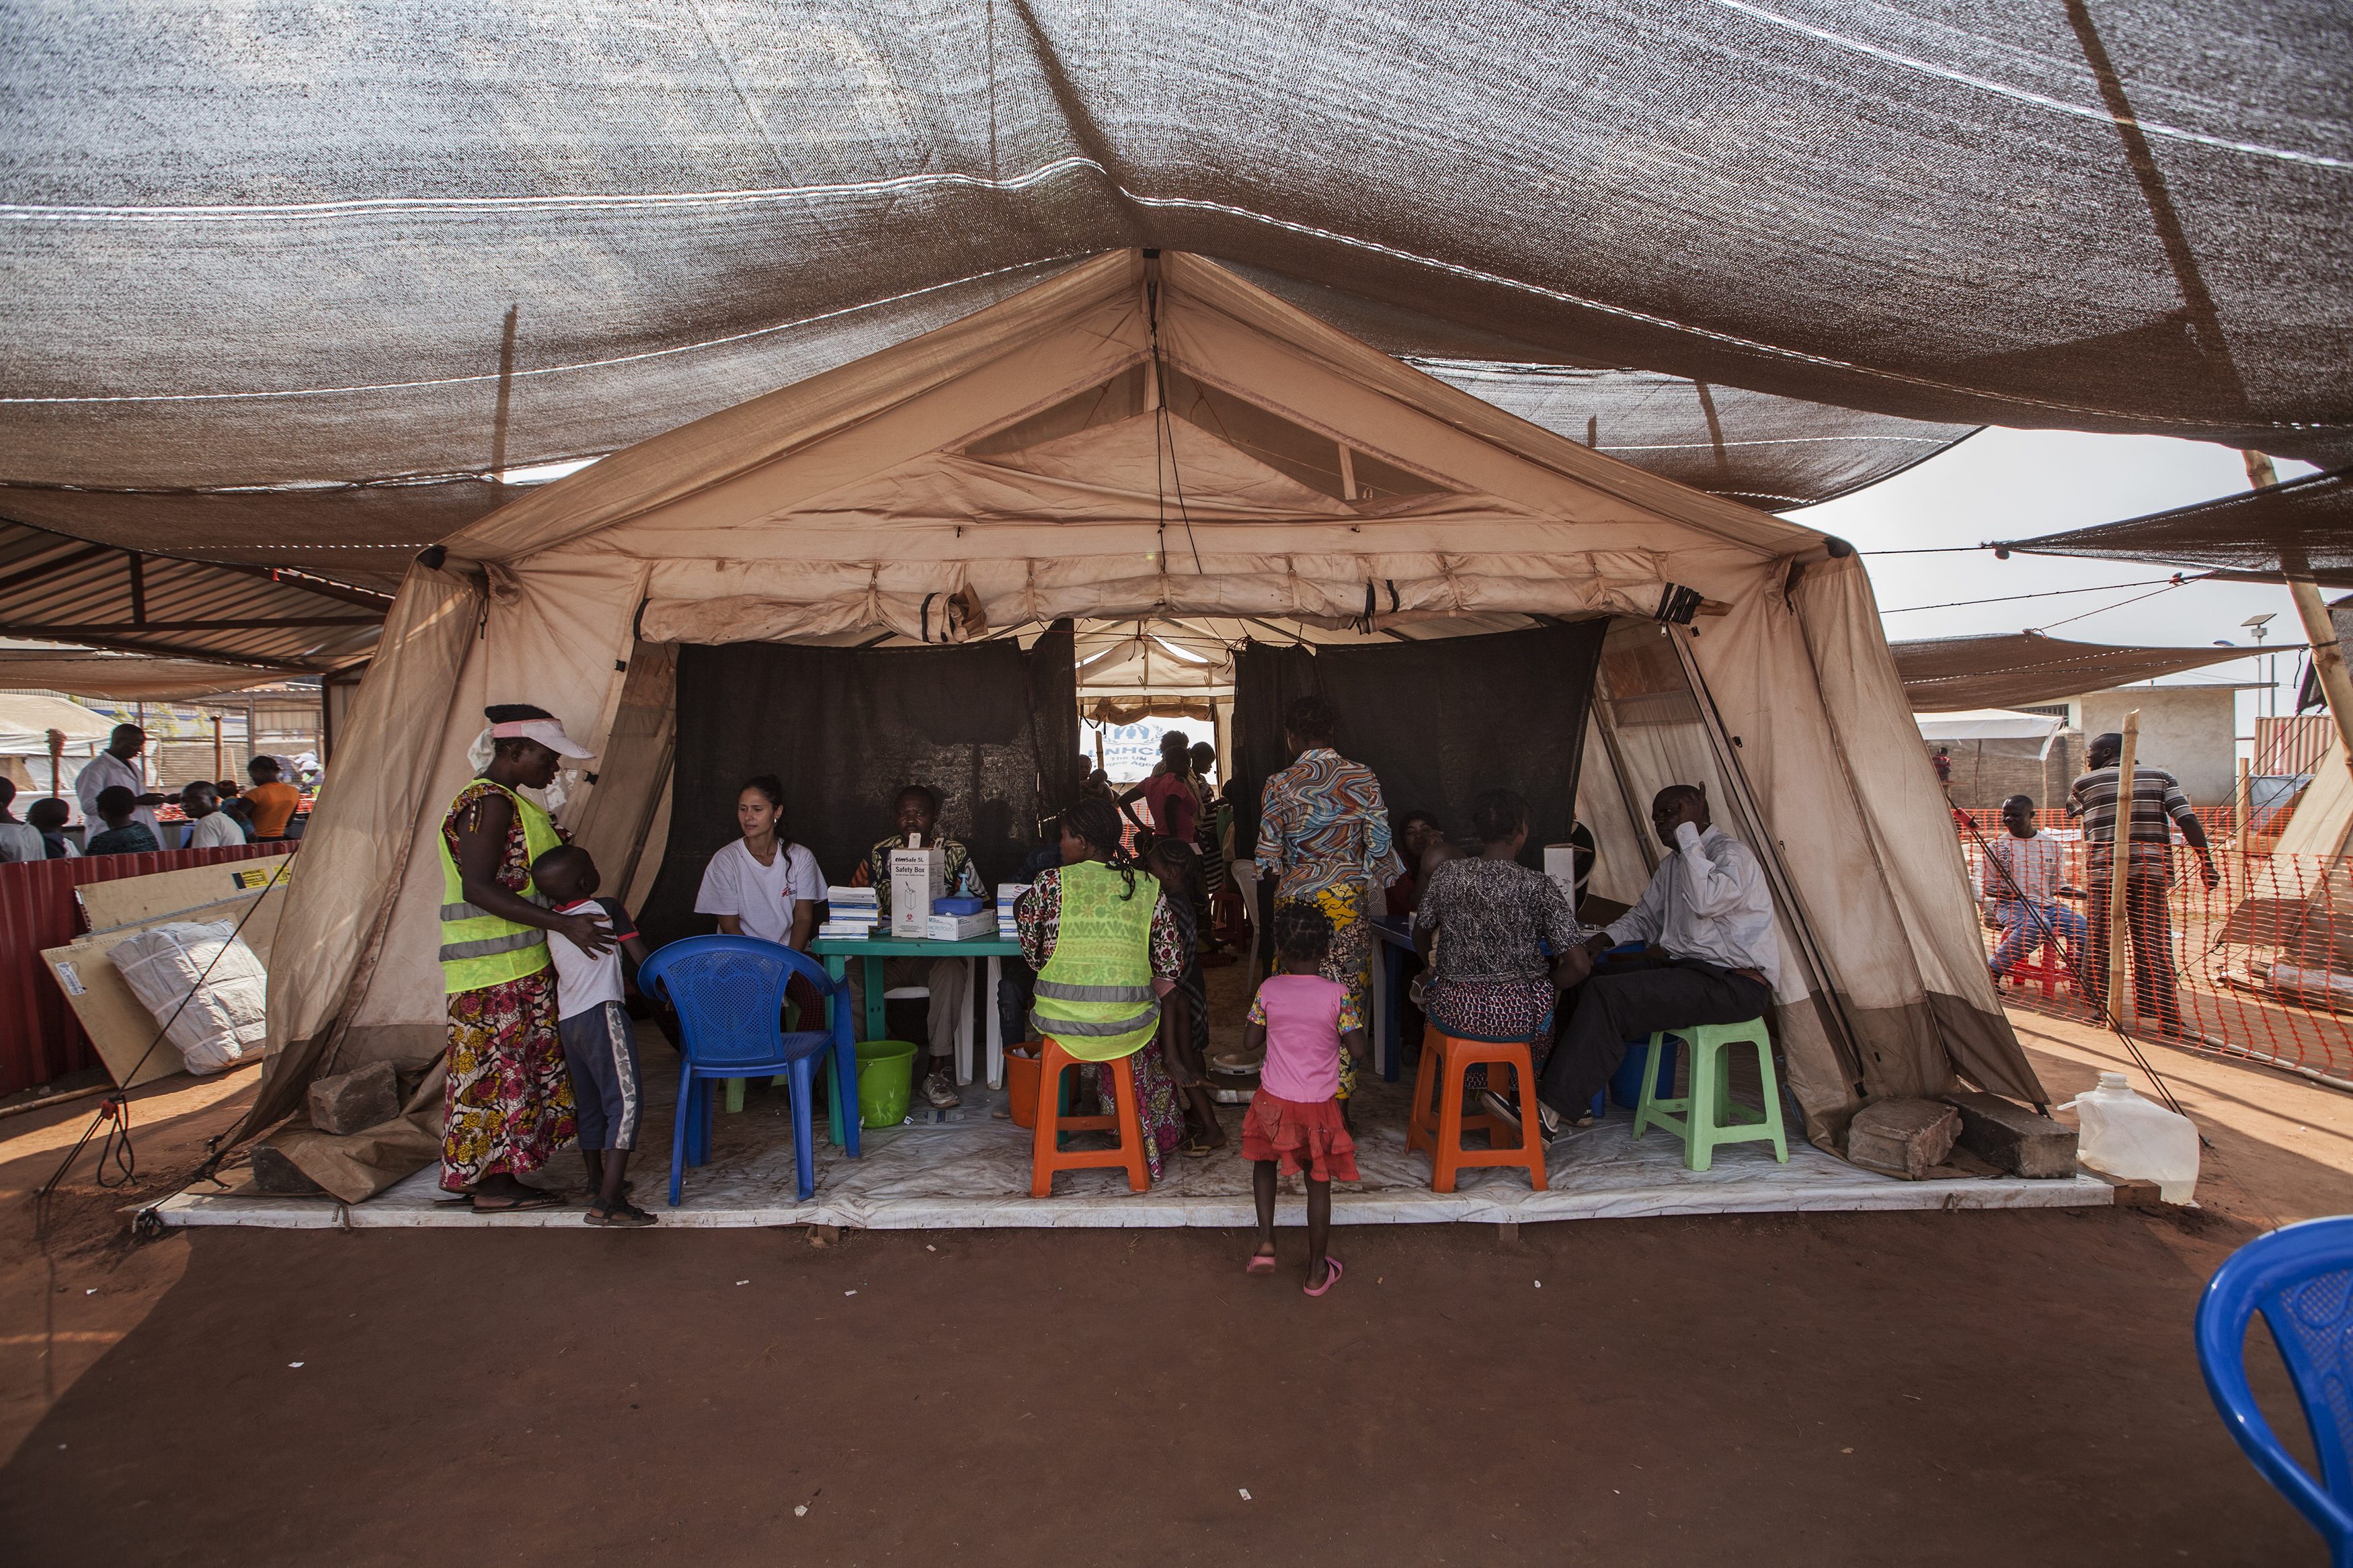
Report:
531,845,654,1227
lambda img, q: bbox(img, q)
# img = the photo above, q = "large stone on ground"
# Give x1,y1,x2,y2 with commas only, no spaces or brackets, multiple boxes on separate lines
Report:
1944,1091,2079,1179
1847,1098,1962,1180
249,1145,328,1195
307,1061,399,1136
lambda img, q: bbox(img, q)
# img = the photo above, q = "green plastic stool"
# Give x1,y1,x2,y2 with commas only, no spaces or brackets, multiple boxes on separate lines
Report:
1631,1018,1788,1171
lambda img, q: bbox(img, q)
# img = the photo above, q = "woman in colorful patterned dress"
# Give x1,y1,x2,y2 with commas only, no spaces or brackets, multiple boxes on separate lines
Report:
1412,788,1589,1092
1014,798,1190,1179
1238,696,1401,1112
436,704,608,1213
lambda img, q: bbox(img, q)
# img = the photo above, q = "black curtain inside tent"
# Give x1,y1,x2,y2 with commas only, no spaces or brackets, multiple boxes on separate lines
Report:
1232,622,1609,877
639,638,1059,950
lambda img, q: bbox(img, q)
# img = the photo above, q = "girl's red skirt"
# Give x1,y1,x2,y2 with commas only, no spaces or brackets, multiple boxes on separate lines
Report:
1242,1087,1359,1183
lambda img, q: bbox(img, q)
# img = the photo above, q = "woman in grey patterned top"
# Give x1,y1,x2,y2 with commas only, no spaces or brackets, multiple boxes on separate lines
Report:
1412,788,1589,1048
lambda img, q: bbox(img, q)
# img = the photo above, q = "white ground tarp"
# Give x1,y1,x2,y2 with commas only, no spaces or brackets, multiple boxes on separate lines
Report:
249,250,2045,1168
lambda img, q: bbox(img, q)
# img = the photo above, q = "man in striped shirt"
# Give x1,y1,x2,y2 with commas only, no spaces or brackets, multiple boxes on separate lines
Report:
2067,733,2219,1034
1983,794,2085,977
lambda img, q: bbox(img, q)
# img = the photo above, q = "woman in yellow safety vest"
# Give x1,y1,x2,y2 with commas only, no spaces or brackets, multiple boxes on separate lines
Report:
1013,798,1191,1181
436,703,607,1213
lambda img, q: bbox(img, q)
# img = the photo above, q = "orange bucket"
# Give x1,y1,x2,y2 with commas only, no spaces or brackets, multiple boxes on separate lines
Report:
1005,1046,1043,1128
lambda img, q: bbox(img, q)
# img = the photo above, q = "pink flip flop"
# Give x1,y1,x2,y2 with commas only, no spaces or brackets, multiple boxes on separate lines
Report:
1304,1256,1343,1296
1245,1251,1277,1275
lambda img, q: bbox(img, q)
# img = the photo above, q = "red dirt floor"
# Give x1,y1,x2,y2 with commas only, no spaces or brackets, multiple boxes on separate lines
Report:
2,1008,2346,1567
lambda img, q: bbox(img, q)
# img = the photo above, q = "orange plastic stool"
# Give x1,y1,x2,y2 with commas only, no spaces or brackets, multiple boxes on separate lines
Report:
2001,941,2075,1000
1029,1036,1151,1197
1406,1029,1549,1194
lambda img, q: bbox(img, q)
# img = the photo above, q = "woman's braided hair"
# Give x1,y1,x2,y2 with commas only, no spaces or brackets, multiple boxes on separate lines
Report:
1060,796,1143,900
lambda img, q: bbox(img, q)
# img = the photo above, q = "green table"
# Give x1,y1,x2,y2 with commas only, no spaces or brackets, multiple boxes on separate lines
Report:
809,934,1027,1098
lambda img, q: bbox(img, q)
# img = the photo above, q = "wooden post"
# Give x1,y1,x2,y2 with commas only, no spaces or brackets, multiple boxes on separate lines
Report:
2237,755,2253,856
211,713,224,782
2106,710,2140,1032
46,727,64,798
2249,449,2353,857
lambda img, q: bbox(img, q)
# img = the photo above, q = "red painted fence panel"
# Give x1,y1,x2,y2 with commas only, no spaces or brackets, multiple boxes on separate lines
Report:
0,843,296,1096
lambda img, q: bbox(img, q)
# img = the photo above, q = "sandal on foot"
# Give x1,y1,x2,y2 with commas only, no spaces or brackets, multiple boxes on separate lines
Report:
1245,1251,1277,1275
1304,1257,1344,1297
584,1199,657,1228
471,1190,567,1213
1181,1134,1223,1159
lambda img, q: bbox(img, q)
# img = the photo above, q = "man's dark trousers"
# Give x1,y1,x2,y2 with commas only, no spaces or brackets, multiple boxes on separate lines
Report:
1538,956,1772,1118
2082,873,2182,1031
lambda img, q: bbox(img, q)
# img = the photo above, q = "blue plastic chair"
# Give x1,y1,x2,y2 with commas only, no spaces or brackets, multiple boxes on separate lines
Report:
638,936,856,1206
2196,1215,2353,1564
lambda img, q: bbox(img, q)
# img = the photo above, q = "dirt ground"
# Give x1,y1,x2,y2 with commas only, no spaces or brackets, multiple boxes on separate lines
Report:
1,1009,2342,1567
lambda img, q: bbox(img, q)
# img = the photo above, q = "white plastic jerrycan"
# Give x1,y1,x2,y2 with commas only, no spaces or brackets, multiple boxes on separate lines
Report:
2059,1072,2199,1204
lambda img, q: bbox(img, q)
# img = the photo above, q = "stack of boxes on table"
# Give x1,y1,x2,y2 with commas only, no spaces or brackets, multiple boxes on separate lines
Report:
817,884,878,940
889,838,988,940
814,843,1027,944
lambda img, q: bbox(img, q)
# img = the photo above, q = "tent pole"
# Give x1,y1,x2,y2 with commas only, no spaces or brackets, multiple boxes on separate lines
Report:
2104,711,2139,1034
1667,626,1871,1091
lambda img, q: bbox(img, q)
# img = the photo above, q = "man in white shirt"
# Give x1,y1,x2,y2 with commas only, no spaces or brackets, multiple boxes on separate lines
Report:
180,782,248,850
76,725,166,840
1982,794,2084,979
1529,783,1780,1141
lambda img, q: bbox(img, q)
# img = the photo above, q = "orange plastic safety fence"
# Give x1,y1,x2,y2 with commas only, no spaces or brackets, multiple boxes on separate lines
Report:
1960,821,2353,1088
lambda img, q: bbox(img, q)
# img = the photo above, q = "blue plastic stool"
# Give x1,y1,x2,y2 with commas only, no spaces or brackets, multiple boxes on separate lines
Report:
2197,1214,2353,1565
1612,1036,1677,1110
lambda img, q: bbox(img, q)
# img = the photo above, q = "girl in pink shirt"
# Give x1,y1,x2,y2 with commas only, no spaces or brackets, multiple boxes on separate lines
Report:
1242,903,1368,1294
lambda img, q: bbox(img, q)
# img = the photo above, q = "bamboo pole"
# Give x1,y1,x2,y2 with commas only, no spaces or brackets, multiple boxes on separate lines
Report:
2106,710,2140,1032
2248,448,2353,858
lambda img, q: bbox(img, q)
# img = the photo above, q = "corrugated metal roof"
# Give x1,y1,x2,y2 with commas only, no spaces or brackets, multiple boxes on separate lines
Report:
0,520,389,671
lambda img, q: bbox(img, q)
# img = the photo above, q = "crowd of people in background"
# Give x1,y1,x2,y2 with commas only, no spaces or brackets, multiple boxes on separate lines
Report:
0,724,311,862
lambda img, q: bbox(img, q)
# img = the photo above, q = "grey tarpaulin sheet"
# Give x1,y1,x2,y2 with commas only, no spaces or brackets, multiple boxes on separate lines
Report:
156,1023,2113,1229
9,1,2349,577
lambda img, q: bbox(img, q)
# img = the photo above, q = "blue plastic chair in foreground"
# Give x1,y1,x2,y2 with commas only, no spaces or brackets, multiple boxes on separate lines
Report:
639,936,856,1206
2196,1214,2353,1565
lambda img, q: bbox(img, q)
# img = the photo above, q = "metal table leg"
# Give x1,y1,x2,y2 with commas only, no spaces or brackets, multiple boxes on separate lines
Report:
986,954,1004,1090
955,955,976,1085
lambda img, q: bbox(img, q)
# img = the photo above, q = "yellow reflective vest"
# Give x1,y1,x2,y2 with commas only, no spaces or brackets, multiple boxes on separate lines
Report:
437,780,563,995
1029,860,1162,1061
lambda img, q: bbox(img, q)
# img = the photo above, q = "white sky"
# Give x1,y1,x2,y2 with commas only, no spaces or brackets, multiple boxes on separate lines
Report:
1786,429,2324,757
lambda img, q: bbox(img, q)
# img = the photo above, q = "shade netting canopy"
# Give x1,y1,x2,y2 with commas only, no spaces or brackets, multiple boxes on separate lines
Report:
237,251,2050,1186
5,0,2348,587
1892,632,2253,712
1991,468,2353,587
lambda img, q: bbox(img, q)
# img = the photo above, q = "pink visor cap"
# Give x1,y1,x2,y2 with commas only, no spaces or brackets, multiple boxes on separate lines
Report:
489,718,596,759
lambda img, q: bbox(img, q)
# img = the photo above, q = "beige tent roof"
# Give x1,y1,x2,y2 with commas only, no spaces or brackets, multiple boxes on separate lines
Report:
243,251,2043,1180
0,692,116,753
442,253,1828,645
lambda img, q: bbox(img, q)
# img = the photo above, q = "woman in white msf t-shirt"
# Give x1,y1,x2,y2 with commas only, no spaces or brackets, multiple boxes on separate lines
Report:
696,775,824,947
694,775,827,1020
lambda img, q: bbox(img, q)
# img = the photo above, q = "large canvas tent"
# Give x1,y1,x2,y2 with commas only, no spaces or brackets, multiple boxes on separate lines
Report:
244,250,2043,1178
